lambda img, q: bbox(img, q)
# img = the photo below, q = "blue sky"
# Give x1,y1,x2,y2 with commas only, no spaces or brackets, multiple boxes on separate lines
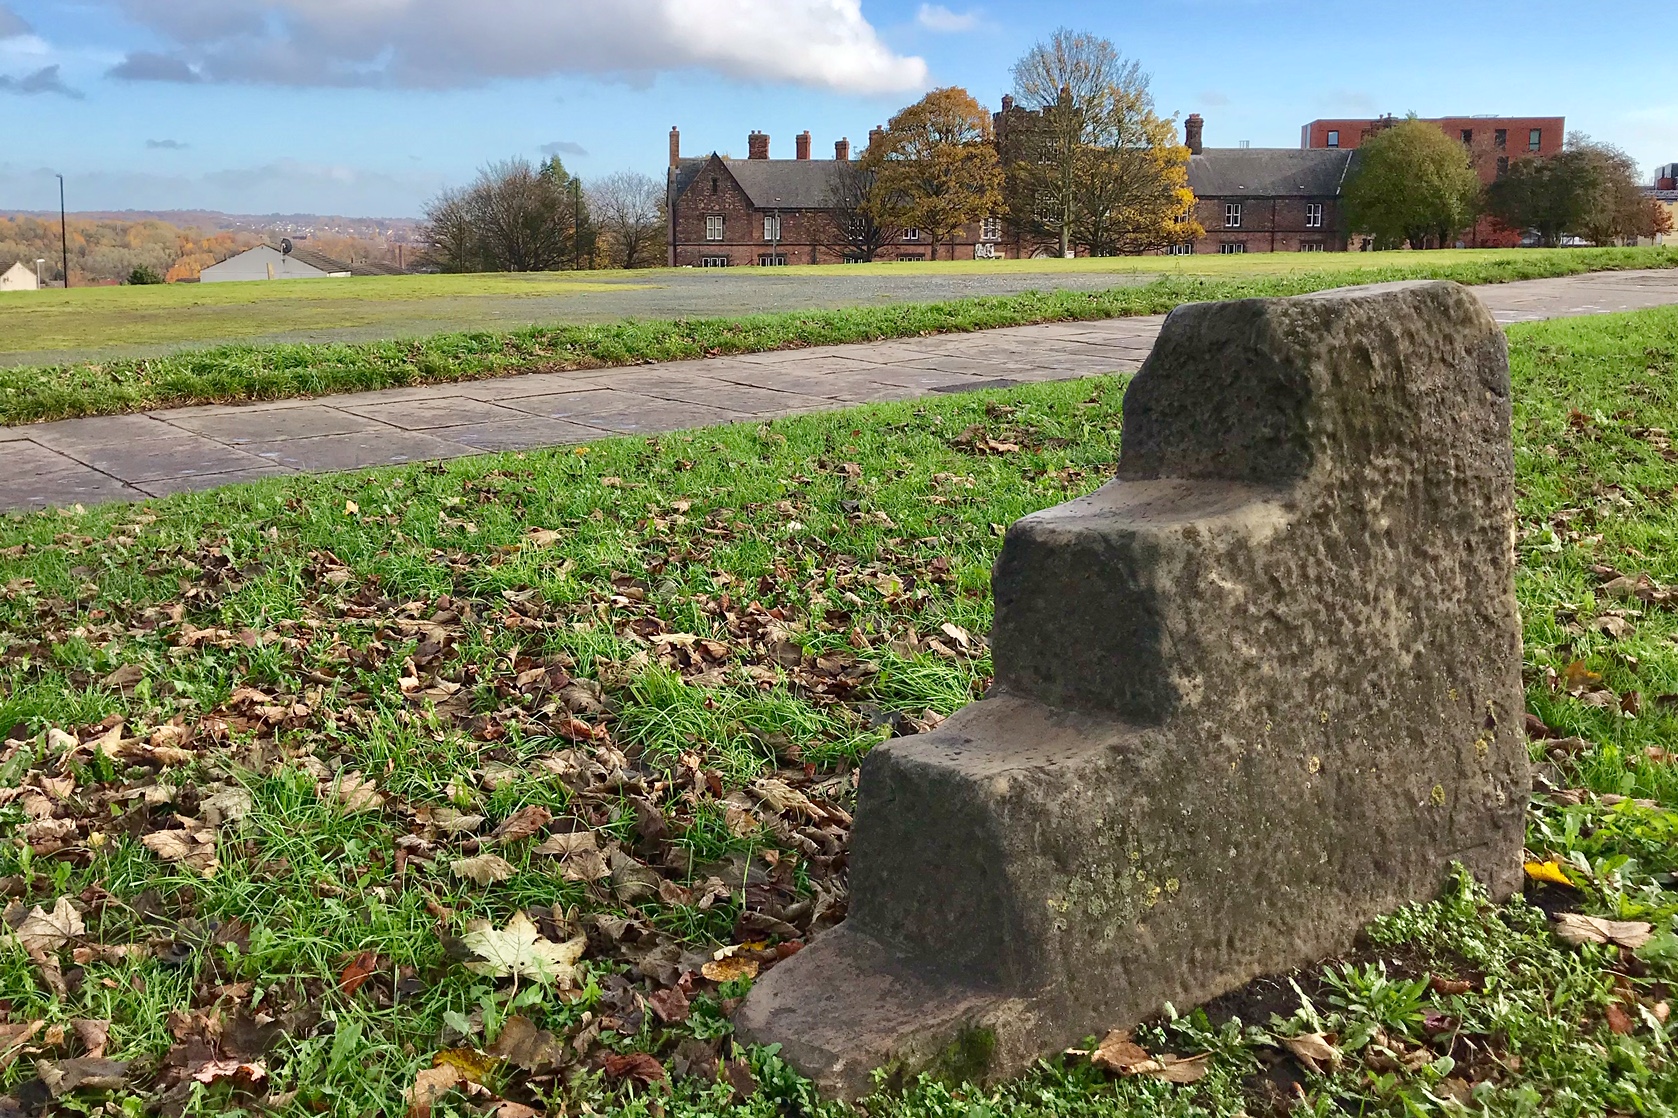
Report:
2,0,1672,219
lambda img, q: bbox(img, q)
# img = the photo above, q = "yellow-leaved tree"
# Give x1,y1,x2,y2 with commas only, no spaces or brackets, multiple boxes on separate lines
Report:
864,87,1005,261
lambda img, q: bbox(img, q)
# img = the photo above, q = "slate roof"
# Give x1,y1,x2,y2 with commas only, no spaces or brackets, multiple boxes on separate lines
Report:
673,156,848,210
272,244,407,276
1188,148,1357,198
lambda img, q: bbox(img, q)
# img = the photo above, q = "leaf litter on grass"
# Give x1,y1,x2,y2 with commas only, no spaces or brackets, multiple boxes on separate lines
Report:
7,313,1678,1115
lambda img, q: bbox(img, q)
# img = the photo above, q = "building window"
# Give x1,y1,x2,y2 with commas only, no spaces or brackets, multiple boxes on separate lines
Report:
898,253,926,261
700,255,730,267
1168,242,1194,255
980,216,1002,241
903,228,921,241
1494,129,1507,148
1496,156,1510,178
1461,129,1473,145
710,177,719,194
1219,242,1246,254
1529,128,1542,151
974,243,998,259
1301,242,1325,252
705,214,724,242
762,214,781,242
1306,202,1323,228
1224,203,1242,228
758,253,788,266
1326,130,1340,148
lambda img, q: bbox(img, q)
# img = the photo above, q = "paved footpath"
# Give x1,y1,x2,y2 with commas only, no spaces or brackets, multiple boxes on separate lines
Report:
5,269,1677,513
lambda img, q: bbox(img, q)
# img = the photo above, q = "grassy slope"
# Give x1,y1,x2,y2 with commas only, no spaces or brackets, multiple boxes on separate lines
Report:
0,306,1677,1114
3,245,1675,426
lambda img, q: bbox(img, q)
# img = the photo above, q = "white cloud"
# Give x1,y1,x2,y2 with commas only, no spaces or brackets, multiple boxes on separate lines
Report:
100,0,928,94
915,3,979,32
0,4,29,38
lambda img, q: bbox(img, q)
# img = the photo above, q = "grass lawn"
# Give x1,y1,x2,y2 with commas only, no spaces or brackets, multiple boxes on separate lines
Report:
3,245,1676,426
2,303,1678,1115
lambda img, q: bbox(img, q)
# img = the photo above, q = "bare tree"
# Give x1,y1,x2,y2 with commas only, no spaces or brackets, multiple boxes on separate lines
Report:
820,159,902,262
420,157,592,272
588,171,666,270
1008,28,1154,257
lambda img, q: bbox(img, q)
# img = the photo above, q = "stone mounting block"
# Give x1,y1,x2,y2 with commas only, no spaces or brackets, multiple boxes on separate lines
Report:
736,280,1530,1097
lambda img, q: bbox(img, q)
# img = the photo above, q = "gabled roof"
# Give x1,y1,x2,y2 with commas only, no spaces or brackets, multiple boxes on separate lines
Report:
256,243,406,276
1188,148,1357,197
673,155,848,210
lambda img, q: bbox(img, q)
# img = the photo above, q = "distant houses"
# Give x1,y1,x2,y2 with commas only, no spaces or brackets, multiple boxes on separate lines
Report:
199,243,407,283
0,262,40,291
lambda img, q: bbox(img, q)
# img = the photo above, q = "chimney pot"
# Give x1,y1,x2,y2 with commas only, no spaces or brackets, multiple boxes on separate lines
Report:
868,124,886,152
835,137,851,162
1001,94,1014,112
748,131,770,160
796,131,812,160
669,126,680,169
1185,113,1204,155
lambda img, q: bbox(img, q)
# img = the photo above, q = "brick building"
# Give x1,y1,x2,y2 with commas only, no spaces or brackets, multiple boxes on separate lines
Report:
1649,163,1678,245
1301,114,1565,246
1170,114,1357,254
665,127,1015,266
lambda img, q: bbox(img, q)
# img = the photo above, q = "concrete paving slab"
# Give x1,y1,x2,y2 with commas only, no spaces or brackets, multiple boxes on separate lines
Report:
454,372,611,400
610,376,833,415
30,413,182,452
167,404,384,444
337,396,530,431
513,392,746,434
442,417,609,452
703,364,898,394
2,442,149,509
134,465,298,497
243,430,474,471
60,435,277,483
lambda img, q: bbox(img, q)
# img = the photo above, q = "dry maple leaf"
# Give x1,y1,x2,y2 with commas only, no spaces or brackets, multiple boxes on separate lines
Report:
10,897,84,954
0,1022,44,1071
339,950,379,996
487,1015,568,1073
141,828,219,877
69,1019,108,1060
461,912,587,986
450,854,516,887
191,1058,268,1086
1553,912,1654,949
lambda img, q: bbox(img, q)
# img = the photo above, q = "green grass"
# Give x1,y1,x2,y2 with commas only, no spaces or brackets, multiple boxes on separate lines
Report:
2,245,1675,426
2,304,1678,1115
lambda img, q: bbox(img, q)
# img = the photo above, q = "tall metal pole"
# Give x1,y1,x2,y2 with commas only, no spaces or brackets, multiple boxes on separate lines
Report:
56,174,69,288
573,178,581,270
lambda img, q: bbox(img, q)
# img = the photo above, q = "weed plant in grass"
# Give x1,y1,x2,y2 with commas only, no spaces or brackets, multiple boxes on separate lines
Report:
2,245,1674,425
0,306,1676,1115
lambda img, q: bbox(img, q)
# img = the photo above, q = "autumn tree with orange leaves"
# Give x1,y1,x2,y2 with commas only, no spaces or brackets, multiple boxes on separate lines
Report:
863,87,1005,261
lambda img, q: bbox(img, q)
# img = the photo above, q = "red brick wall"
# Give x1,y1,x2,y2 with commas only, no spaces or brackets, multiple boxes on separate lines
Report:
670,156,1020,265
1177,195,1347,254
1302,116,1565,184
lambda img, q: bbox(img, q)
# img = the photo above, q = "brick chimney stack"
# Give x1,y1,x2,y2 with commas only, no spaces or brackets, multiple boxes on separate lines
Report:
796,131,812,160
1185,113,1204,155
868,124,886,153
1001,94,1014,112
835,137,851,162
668,126,680,169
748,131,770,160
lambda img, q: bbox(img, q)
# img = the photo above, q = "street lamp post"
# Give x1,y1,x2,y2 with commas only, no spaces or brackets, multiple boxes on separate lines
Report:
34,258,45,290
56,174,69,289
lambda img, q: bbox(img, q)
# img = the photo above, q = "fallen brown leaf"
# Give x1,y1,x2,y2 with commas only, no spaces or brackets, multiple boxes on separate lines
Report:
487,1015,567,1073
1282,1031,1340,1074
1553,912,1654,949
701,956,760,983
406,1063,462,1118
339,950,379,997
490,805,553,845
602,1051,666,1084
141,828,219,877
450,854,516,887
1606,1003,1636,1035
11,897,84,953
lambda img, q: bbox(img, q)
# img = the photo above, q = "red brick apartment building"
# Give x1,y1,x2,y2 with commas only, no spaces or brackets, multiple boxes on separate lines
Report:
665,127,1017,267
1303,114,1564,246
